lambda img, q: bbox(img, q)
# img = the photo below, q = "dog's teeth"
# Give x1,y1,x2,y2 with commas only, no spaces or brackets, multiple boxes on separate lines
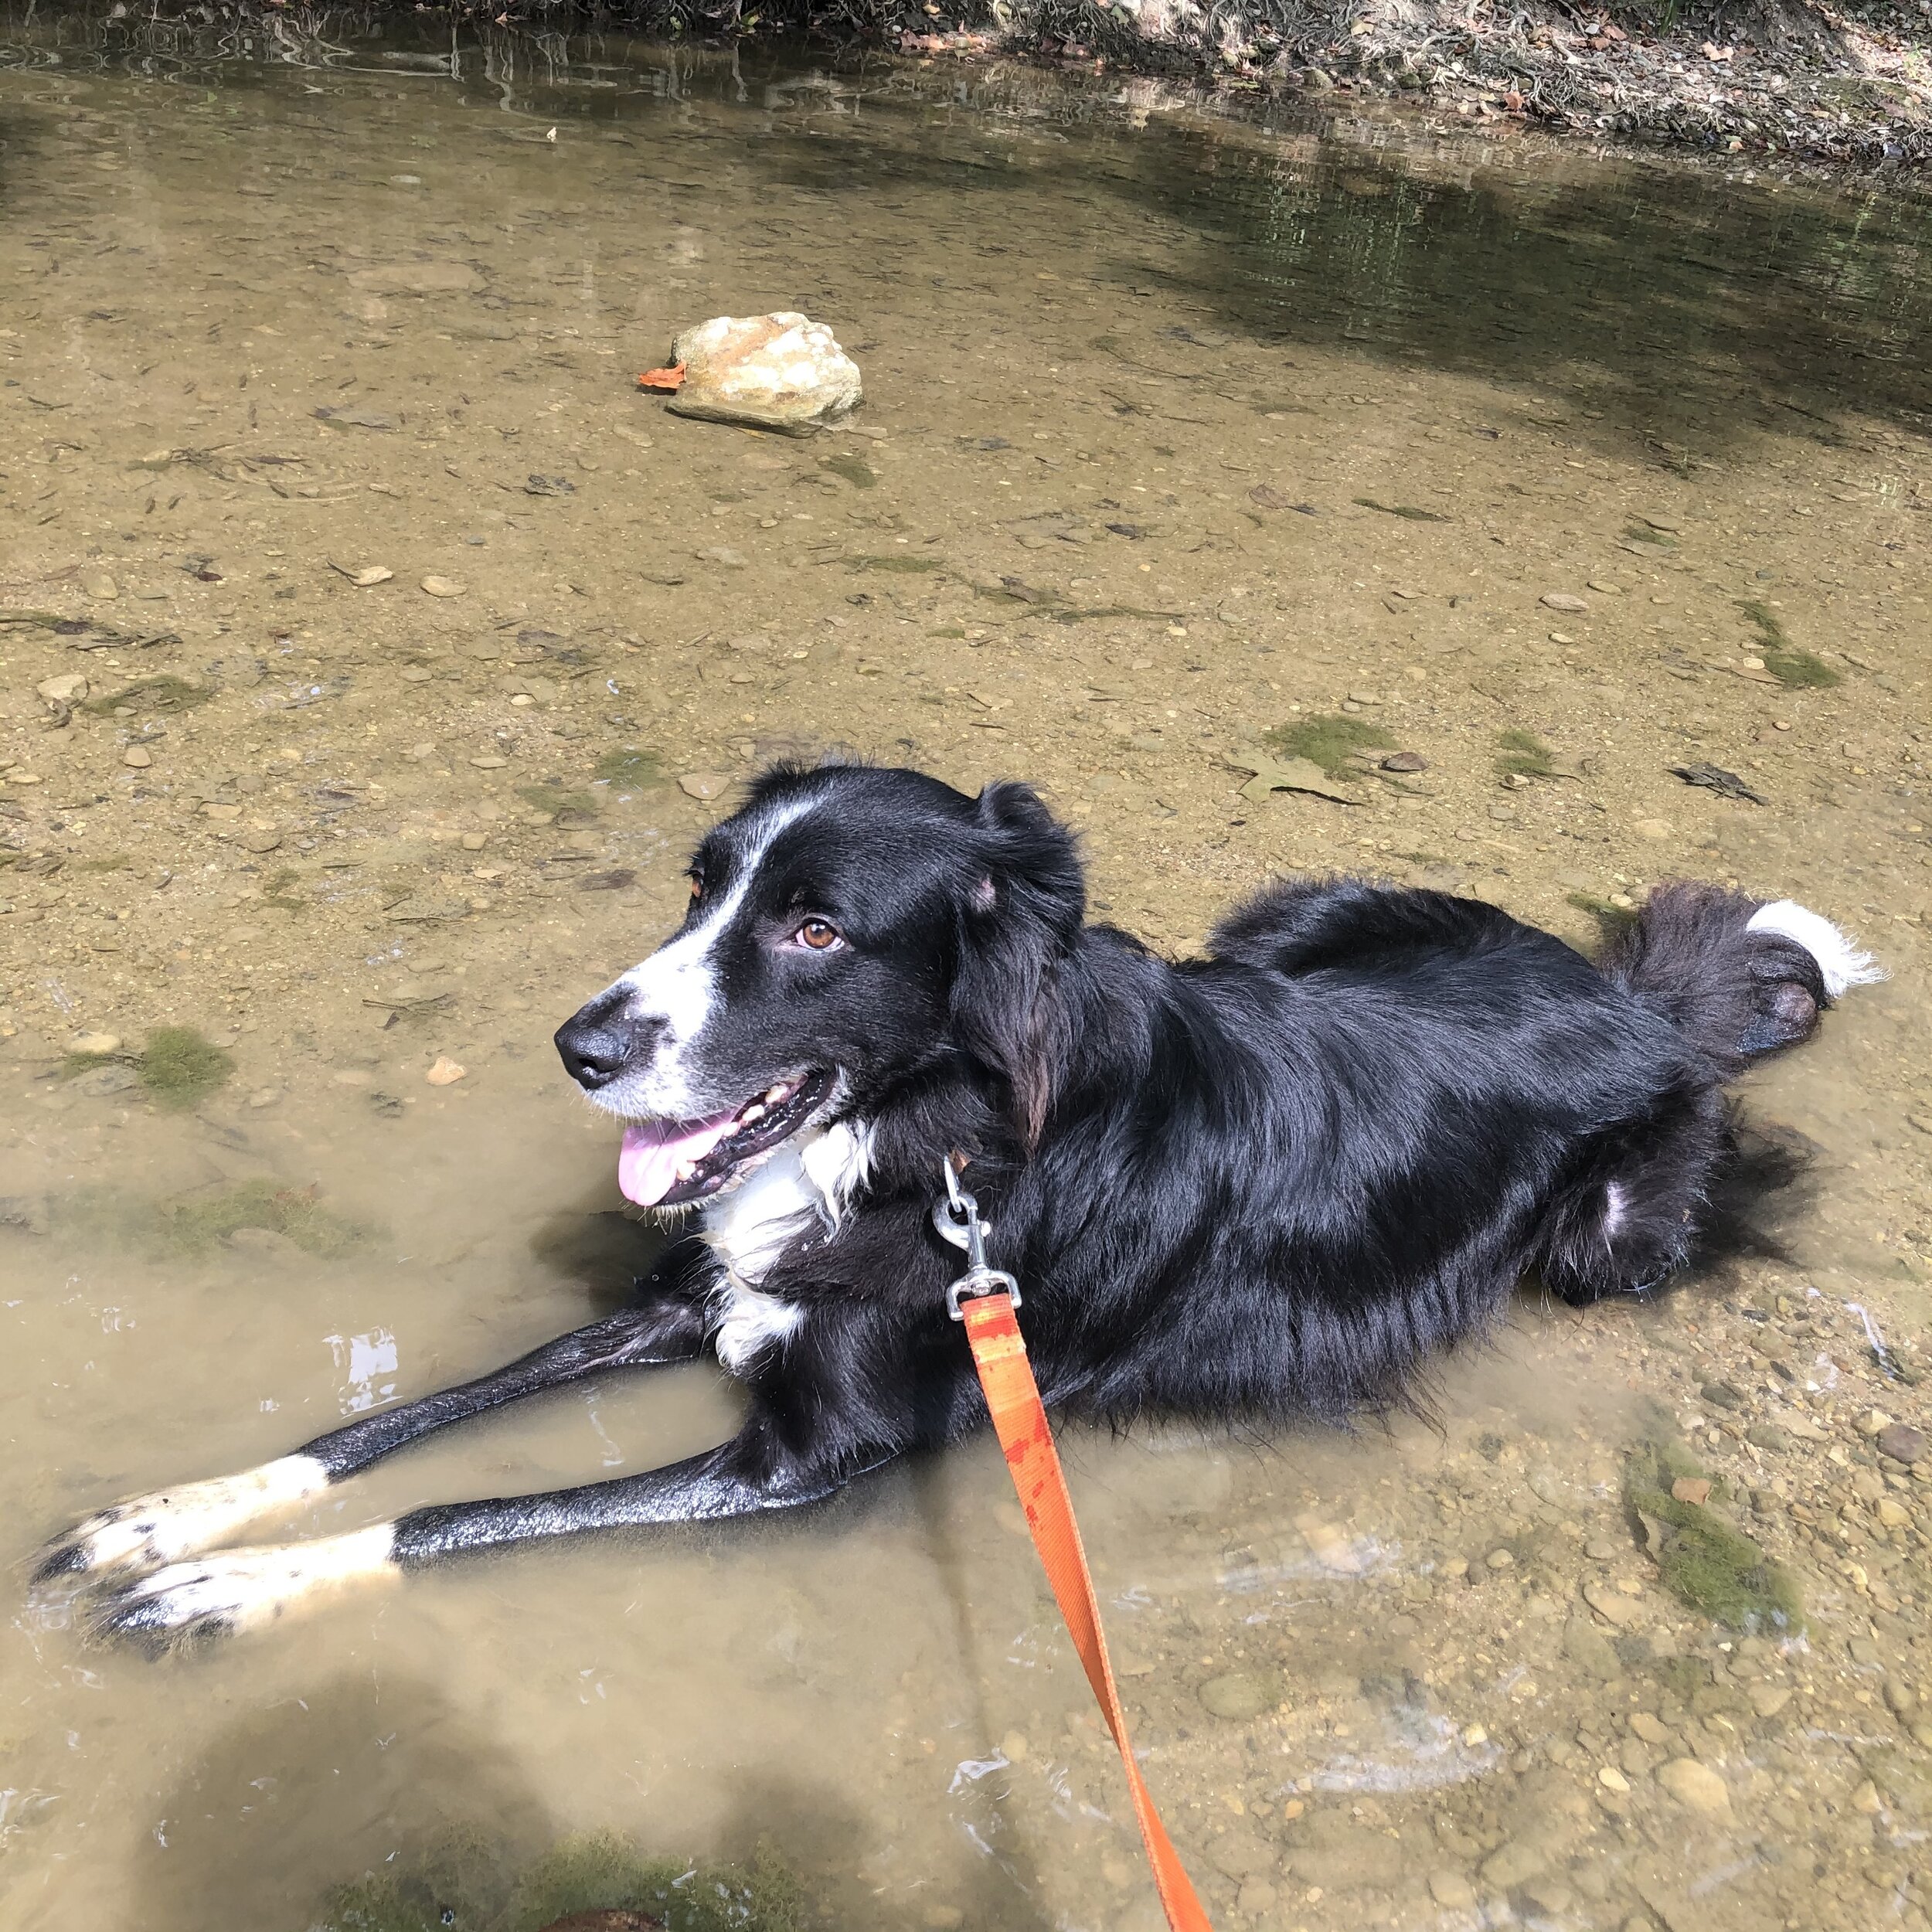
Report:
766,1083,791,1104
675,1160,698,1181
740,1103,767,1125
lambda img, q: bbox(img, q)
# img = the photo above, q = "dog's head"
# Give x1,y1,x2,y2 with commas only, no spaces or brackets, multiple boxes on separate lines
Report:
555,764,1083,1208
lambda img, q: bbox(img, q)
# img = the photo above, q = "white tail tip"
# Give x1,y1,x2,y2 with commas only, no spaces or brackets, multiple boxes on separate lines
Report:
1747,900,1884,1001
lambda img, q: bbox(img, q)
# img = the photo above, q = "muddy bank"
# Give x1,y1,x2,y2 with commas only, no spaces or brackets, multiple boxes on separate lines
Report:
905,0,1932,175
7,0,1925,174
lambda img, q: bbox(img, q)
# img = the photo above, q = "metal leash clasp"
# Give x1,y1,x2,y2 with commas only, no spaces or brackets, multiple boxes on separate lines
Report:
934,1158,1021,1321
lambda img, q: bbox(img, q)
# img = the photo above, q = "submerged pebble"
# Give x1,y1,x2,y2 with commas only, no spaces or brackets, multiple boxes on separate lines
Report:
1197,1672,1274,1720
70,1063,138,1097
1658,1757,1731,1815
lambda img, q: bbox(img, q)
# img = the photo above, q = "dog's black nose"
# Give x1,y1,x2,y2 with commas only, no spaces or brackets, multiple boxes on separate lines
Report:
556,1011,631,1090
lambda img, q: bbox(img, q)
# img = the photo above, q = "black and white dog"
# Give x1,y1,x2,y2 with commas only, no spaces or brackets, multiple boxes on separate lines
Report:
40,762,1879,1645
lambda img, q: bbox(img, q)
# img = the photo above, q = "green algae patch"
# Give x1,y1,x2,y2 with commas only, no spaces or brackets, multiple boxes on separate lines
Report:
263,866,307,913
61,1046,128,1079
519,783,601,819
846,553,943,573
590,747,664,789
1624,1439,1804,1633
1566,890,1639,940
818,451,877,489
63,1025,233,1108
504,1833,801,1931
81,674,212,716
973,577,1060,607
157,1179,366,1258
1353,497,1451,522
52,1178,368,1260
311,1825,510,1932
1263,713,1395,778
1495,728,1557,780
1740,600,1839,689
314,1831,804,1932
135,1025,234,1107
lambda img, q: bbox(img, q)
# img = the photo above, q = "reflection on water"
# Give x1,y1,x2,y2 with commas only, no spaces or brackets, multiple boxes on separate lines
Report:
1,11,1930,1930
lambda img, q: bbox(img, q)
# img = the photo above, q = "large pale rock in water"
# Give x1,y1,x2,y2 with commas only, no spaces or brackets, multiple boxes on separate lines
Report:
666,312,862,435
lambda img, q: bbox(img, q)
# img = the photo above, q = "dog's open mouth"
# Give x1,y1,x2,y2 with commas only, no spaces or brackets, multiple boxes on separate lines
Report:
617,1070,832,1209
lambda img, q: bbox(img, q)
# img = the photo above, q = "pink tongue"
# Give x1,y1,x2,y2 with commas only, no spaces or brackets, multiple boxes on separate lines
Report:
618,1111,741,1207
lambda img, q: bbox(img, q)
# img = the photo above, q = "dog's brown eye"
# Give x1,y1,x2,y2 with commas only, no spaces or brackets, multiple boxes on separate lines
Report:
689,874,703,900
796,919,841,951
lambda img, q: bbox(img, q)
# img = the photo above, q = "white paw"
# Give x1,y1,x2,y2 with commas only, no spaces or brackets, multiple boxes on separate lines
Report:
35,1455,329,1584
89,1525,397,1651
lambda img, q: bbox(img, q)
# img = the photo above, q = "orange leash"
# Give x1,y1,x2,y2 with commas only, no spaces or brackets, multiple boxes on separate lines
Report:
957,1285,1214,1932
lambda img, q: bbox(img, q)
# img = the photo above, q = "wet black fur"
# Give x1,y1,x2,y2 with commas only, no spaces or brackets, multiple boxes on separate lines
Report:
55,764,1848,1628
391,764,1835,1565
716,774,1821,1410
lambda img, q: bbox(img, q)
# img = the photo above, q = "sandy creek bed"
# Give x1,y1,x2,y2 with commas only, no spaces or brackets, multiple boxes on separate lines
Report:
2,26,1930,1932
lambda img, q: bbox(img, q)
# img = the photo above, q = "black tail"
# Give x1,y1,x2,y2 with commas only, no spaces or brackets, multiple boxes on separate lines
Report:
1597,883,1838,1077
1536,885,1877,1307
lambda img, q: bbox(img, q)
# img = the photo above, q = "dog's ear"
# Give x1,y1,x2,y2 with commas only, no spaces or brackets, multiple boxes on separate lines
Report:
949,782,1085,1145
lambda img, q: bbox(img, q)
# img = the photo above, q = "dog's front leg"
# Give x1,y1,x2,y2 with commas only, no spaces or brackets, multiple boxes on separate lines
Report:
34,1293,707,1588
83,1427,893,1652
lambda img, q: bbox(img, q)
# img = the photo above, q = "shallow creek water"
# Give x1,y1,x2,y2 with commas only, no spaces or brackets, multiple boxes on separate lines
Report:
2,17,1932,1931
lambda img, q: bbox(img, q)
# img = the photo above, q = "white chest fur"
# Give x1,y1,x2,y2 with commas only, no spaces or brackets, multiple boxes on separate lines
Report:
700,1120,872,1372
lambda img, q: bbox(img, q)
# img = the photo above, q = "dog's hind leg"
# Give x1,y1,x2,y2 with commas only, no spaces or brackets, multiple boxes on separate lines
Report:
85,1425,894,1651
1536,1091,1729,1307
33,1293,706,1587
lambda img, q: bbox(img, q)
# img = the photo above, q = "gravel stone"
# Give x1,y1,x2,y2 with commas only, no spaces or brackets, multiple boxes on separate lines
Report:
1197,1672,1273,1721
1658,1757,1730,1815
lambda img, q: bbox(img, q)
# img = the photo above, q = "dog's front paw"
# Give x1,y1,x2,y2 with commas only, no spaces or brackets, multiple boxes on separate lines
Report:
87,1526,398,1654
88,1559,260,1653
34,1502,172,1585
33,1454,331,1586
